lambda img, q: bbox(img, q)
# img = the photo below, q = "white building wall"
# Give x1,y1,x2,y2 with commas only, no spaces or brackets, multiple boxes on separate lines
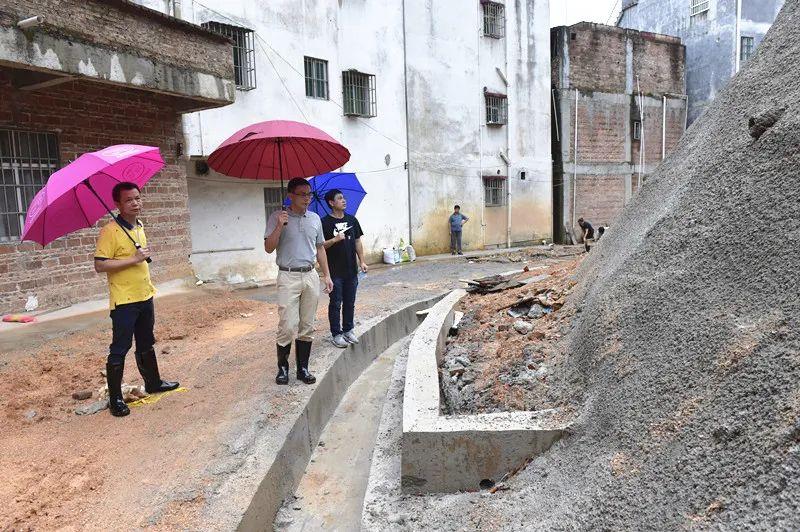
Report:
405,0,552,255
136,0,550,282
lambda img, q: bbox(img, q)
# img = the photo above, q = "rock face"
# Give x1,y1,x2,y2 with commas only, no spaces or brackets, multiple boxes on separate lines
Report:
498,3,800,529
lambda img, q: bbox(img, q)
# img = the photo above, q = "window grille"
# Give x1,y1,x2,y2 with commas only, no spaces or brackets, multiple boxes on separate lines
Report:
264,187,283,222
0,128,59,242
342,70,377,118
632,120,642,140
201,21,256,90
483,2,505,38
485,93,508,125
690,0,709,17
740,36,755,62
304,57,329,100
483,177,507,207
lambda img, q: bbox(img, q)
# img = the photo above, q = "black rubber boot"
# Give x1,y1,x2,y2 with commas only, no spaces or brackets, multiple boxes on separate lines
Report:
106,362,130,417
135,348,180,394
276,343,290,385
295,340,316,384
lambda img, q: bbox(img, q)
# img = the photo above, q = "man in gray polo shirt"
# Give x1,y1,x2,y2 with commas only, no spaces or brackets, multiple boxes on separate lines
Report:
265,177,334,385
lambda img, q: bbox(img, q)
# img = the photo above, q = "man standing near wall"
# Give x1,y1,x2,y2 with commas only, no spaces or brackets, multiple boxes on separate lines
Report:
264,178,334,385
448,205,469,255
94,182,179,418
321,189,367,349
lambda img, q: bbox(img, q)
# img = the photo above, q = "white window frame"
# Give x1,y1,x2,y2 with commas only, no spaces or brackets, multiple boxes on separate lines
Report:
304,56,329,100
264,186,283,221
690,0,710,17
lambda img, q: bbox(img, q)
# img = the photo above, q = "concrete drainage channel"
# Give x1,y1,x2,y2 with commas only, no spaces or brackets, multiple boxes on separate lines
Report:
275,336,411,530
270,288,569,530
235,295,443,531
400,290,568,493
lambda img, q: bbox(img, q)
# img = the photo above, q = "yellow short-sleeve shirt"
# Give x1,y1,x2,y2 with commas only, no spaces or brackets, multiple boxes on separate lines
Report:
94,218,156,309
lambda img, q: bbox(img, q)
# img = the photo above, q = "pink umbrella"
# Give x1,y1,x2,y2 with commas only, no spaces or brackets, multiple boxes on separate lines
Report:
22,145,164,255
207,120,351,194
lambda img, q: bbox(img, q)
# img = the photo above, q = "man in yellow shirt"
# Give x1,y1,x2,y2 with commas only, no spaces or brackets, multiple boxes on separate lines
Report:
94,182,179,417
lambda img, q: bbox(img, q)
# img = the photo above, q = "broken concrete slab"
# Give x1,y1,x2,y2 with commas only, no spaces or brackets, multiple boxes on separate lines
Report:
401,290,567,494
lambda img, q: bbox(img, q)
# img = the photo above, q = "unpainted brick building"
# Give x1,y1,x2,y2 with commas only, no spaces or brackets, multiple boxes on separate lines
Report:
0,0,235,312
551,23,687,243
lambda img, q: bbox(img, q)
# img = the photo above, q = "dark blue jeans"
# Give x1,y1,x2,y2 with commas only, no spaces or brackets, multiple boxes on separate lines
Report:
328,276,358,336
108,298,155,365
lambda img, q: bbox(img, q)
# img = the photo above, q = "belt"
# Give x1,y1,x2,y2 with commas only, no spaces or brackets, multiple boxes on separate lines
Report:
279,265,314,272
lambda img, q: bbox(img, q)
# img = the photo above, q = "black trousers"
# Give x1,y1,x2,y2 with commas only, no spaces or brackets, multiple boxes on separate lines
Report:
108,297,155,365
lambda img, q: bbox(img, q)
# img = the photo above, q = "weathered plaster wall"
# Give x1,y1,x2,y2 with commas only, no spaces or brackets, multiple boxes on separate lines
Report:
618,0,784,123
159,0,409,280
146,0,551,281
406,0,552,255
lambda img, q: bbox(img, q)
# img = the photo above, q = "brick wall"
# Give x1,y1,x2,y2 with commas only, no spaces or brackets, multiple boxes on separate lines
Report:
566,26,628,93
575,174,628,227
631,98,685,165
552,24,687,240
559,23,685,96
574,94,629,163
633,32,686,95
0,72,193,313
0,0,232,79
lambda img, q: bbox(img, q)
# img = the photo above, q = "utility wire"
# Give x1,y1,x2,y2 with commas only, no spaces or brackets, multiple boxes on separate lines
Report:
254,38,309,123
605,0,621,25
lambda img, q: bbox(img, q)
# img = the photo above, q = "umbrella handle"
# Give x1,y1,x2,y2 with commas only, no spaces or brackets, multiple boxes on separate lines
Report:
135,244,153,264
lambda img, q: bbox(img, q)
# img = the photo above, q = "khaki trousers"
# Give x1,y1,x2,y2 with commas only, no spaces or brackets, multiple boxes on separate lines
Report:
276,269,320,347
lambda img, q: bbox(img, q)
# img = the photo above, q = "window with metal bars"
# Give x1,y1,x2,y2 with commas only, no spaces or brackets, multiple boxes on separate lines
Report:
342,70,377,118
483,177,507,207
740,36,755,62
485,93,508,125
0,128,59,242
304,57,329,100
483,1,505,38
264,187,284,222
201,21,256,90
690,0,709,17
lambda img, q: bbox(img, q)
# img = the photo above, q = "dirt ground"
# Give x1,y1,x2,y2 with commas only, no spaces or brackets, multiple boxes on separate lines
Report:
0,251,551,530
440,256,583,415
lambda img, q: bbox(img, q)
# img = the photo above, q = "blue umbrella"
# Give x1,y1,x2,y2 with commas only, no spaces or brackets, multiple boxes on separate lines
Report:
283,172,366,217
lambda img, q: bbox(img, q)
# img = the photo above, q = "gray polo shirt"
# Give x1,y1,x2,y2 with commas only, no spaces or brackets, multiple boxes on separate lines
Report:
265,209,324,269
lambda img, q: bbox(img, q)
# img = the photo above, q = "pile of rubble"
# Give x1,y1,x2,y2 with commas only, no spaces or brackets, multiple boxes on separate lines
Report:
439,261,580,415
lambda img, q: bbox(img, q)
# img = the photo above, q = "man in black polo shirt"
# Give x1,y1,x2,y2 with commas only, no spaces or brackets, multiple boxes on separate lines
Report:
321,189,367,348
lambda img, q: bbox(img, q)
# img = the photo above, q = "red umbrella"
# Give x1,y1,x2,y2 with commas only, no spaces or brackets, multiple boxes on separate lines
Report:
207,120,351,194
